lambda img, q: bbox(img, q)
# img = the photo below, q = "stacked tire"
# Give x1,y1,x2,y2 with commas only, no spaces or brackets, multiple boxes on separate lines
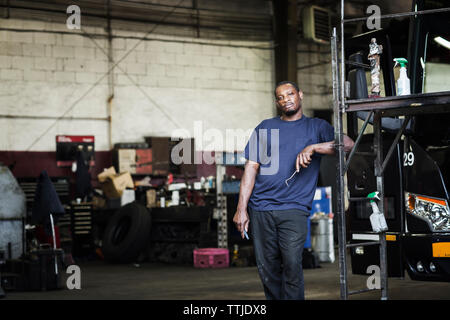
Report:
102,202,151,263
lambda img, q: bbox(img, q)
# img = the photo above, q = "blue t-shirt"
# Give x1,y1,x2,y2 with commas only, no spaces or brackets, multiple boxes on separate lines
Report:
244,115,334,212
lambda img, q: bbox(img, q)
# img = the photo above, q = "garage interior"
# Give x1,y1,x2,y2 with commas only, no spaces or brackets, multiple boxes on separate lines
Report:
1,0,450,302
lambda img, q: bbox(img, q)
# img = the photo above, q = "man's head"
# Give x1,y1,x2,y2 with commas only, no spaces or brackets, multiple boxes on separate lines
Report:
274,81,303,117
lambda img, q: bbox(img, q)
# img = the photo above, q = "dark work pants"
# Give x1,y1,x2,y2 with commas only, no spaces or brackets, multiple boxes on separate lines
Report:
249,207,309,300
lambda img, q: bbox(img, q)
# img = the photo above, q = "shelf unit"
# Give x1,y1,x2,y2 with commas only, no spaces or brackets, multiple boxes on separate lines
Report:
215,152,246,249
332,0,450,300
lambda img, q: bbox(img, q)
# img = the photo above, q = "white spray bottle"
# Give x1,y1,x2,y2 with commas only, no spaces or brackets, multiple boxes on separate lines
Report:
393,58,410,96
367,191,388,233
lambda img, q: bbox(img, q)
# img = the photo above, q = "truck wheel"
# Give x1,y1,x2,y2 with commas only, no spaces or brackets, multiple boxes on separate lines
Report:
102,202,151,263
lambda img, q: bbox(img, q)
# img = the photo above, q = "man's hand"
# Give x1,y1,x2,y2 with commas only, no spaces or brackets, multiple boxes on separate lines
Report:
233,160,258,239
296,144,315,171
233,209,249,239
296,138,352,170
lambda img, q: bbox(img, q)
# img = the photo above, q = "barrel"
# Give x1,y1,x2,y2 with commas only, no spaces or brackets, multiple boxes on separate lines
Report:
311,216,335,263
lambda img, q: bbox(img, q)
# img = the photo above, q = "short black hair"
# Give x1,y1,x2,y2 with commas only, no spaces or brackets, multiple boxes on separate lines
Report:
274,81,300,97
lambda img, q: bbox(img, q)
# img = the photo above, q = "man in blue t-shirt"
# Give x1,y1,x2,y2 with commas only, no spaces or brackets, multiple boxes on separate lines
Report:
233,81,354,300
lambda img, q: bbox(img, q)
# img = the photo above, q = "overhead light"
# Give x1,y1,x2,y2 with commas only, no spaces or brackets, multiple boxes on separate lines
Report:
434,36,450,50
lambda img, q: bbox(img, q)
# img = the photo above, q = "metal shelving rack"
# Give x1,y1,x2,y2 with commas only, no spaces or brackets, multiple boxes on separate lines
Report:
216,160,228,249
215,152,247,249
332,0,450,300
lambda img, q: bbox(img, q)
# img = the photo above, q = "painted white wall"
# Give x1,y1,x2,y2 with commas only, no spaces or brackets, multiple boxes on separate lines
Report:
0,18,276,152
297,41,334,118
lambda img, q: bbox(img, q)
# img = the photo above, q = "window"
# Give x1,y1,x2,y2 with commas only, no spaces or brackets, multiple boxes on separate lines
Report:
423,32,450,93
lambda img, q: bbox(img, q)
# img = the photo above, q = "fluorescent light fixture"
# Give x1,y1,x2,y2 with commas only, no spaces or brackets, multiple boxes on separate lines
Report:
434,36,450,50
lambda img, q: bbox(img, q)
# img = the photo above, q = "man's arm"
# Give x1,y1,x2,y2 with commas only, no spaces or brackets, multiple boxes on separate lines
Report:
296,135,354,170
233,160,259,238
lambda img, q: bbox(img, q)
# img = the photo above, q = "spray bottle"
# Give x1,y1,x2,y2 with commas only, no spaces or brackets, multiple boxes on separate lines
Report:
393,58,410,96
367,191,388,233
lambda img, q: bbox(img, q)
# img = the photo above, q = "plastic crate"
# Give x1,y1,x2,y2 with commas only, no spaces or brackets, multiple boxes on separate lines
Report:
193,248,229,268
222,181,241,194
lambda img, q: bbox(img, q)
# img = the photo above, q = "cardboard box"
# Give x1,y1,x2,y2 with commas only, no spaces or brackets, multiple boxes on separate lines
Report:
146,189,157,208
92,196,106,209
98,166,117,183
117,149,136,174
98,168,134,199
113,148,153,175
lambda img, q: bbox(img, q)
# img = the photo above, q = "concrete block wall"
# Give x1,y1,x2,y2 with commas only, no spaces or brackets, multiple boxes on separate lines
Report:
296,41,333,118
0,18,110,152
0,17,275,152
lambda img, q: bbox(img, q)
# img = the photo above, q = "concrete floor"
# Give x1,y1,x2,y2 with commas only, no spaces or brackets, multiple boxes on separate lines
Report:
3,253,450,300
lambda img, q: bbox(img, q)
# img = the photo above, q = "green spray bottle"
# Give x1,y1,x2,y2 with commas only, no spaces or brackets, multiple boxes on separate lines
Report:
367,191,388,233
393,58,411,96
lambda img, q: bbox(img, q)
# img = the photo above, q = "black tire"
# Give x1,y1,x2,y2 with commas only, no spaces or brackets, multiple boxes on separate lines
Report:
102,202,152,263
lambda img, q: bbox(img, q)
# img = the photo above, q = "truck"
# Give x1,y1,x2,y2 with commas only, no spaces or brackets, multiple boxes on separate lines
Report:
343,0,450,281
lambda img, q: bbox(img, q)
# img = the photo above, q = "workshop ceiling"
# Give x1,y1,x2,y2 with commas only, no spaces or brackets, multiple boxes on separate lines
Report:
1,0,273,40
0,0,419,41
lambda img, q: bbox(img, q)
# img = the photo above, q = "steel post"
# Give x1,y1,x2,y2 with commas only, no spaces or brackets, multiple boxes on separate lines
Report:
374,111,388,300
332,24,348,300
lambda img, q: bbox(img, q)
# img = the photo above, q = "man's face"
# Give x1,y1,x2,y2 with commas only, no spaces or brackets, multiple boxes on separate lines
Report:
275,84,303,116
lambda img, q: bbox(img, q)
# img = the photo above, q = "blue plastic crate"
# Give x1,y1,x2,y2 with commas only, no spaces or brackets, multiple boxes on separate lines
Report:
222,181,241,194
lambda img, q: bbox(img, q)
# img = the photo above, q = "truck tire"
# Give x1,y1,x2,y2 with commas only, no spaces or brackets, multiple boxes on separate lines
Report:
102,202,151,263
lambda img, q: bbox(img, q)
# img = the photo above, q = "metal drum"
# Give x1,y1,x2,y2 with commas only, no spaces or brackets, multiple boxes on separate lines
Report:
311,216,335,263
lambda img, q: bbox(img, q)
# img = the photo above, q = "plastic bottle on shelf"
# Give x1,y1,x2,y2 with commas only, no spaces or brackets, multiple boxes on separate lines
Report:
171,190,179,206
367,192,388,233
393,58,411,96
